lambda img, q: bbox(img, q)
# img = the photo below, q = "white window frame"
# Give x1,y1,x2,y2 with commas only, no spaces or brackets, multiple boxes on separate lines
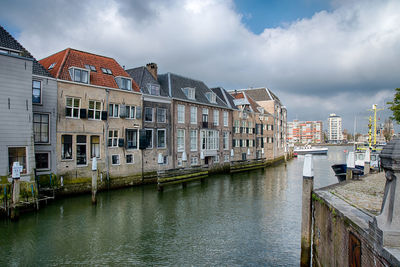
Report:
190,156,199,166
223,111,228,127
90,135,101,159
126,105,136,119
109,130,119,148
111,154,120,165
224,155,230,162
183,87,196,100
157,108,166,123
126,154,134,164
8,146,28,175
145,129,153,149
177,129,185,152
177,158,183,167
88,100,102,120
109,103,119,118
157,129,166,149
33,113,50,144
115,76,132,91
214,155,219,163
213,110,219,126
76,135,87,166
148,84,160,96
223,131,229,150
66,97,81,119
32,80,42,104
68,67,90,84
144,107,154,122
190,130,198,151
190,106,197,124
177,105,185,123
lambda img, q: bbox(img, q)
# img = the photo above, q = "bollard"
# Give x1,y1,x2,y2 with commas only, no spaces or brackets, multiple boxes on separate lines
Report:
91,157,98,205
346,152,355,180
300,154,314,267
10,179,20,221
364,149,370,175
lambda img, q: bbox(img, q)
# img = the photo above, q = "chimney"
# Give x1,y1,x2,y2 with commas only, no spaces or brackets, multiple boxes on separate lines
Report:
146,63,158,81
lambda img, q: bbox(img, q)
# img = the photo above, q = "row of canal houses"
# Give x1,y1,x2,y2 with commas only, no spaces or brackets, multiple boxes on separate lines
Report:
0,26,287,185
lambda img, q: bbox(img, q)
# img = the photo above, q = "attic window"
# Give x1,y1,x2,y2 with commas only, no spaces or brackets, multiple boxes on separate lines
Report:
101,67,112,75
147,84,160,96
115,76,132,91
68,67,89,84
206,92,217,104
85,64,96,72
48,63,56,70
182,87,195,100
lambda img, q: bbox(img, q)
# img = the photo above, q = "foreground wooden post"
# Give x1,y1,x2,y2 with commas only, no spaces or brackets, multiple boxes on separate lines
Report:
301,154,314,267
91,157,98,205
346,152,355,180
364,148,370,175
10,162,23,221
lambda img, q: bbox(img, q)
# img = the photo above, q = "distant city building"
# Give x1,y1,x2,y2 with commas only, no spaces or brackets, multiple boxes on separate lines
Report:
327,113,343,143
287,120,323,144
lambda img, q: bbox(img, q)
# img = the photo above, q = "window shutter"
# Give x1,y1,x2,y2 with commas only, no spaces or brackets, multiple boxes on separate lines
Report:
139,129,147,150
101,111,108,120
120,104,126,118
261,124,264,135
240,139,242,147
118,138,124,147
136,107,142,119
125,129,129,149
80,109,87,119
240,127,243,133
232,139,235,147
108,139,112,147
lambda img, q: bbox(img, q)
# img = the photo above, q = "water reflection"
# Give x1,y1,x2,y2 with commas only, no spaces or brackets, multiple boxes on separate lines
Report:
0,147,346,266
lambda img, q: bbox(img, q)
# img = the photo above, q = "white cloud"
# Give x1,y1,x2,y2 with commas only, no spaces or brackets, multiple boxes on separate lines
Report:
2,0,400,130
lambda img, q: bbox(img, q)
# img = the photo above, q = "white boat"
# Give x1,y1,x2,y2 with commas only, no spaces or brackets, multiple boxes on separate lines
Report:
294,145,328,155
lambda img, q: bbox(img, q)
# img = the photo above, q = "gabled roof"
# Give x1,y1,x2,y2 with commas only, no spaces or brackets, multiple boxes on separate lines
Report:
39,48,140,92
0,25,52,77
211,87,238,110
236,87,282,105
229,90,272,116
126,66,169,97
158,73,230,109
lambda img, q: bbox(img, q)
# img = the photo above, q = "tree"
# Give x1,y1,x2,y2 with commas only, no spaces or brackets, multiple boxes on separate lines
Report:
387,88,400,124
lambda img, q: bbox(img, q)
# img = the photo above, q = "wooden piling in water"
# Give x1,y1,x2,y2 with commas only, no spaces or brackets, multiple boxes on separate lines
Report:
300,154,313,267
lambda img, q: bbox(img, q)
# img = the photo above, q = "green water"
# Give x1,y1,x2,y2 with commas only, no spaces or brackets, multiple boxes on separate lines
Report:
0,146,348,266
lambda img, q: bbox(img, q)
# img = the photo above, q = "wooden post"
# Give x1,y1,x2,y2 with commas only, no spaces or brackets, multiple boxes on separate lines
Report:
91,158,98,205
364,148,370,175
346,151,355,180
301,154,314,267
10,179,20,221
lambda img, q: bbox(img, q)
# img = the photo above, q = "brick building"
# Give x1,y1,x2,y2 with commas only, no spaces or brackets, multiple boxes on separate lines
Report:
287,120,323,144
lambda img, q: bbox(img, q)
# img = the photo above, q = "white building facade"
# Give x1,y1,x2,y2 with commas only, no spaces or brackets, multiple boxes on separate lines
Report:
328,113,343,143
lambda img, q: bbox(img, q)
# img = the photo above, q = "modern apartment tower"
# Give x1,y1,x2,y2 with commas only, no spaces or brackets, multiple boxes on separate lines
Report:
328,113,343,143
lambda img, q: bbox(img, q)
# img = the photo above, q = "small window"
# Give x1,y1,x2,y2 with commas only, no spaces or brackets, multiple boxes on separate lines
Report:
182,87,195,100
76,135,87,165
91,136,100,158
177,158,183,167
126,105,135,119
177,105,185,123
84,64,97,72
224,155,230,162
145,107,153,122
112,155,120,165
108,130,119,147
35,152,50,170
191,157,198,166
157,129,166,148
147,84,160,96
157,108,166,123
8,147,27,174
126,129,138,149
33,113,49,143
61,135,72,159
32,80,41,104
66,97,80,118
48,63,56,70
115,76,132,90
88,100,102,120
145,129,153,149
206,92,217,103
214,155,220,163
101,68,112,75
109,104,119,118
126,154,134,164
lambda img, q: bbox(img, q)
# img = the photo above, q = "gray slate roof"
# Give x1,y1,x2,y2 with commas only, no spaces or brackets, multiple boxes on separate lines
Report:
0,25,52,77
126,66,169,97
211,87,238,110
158,73,230,109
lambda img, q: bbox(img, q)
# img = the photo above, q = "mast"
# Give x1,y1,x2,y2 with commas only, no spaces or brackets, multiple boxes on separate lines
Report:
368,104,384,147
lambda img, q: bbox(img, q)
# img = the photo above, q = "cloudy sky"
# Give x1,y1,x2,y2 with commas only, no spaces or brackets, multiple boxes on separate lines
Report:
1,0,400,132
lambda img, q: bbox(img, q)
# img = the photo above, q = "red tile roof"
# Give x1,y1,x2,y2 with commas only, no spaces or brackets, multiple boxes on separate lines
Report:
39,48,140,92
231,92,244,99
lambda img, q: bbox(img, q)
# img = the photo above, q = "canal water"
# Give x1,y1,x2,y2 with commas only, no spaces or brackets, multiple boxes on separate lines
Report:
0,146,349,266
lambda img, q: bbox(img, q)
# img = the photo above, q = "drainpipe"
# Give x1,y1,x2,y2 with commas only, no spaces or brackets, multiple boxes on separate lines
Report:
105,89,110,187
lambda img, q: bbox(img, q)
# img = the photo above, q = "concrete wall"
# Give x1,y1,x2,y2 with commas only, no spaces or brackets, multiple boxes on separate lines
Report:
0,54,35,180
56,81,142,182
32,75,58,176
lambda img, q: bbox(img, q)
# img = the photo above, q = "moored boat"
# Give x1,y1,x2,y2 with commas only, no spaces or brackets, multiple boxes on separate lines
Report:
294,145,328,155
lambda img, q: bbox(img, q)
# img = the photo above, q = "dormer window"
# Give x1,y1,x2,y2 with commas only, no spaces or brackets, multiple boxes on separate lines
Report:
48,62,56,70
84,64,96,72
68,67,89,84
147,84,160,96
115,76,132,91
182,87,195,100
206,92,217,103
101,67,112,75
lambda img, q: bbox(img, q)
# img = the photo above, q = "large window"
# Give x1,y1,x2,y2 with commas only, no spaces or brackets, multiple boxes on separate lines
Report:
190,130,197,151
145,107,153,122
88,100,102,120
177,105,185,123
35,152,50,170
202,108,208,122
8,147,27,174
108,130,118,147
109,104,119,118
190,106,197,124
200,130,219,150
223,111,228,127
33,113,49,143
177,129,185,152
145,129,153,149
76,135,87,165
66,97,80,118
157,129,166,148
32,80,41,104
69,67,89,84
213,110,219,126
157,108,166,123
61,135,72,159
126,129,138,149
91,136,100,158
223,131,229,150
